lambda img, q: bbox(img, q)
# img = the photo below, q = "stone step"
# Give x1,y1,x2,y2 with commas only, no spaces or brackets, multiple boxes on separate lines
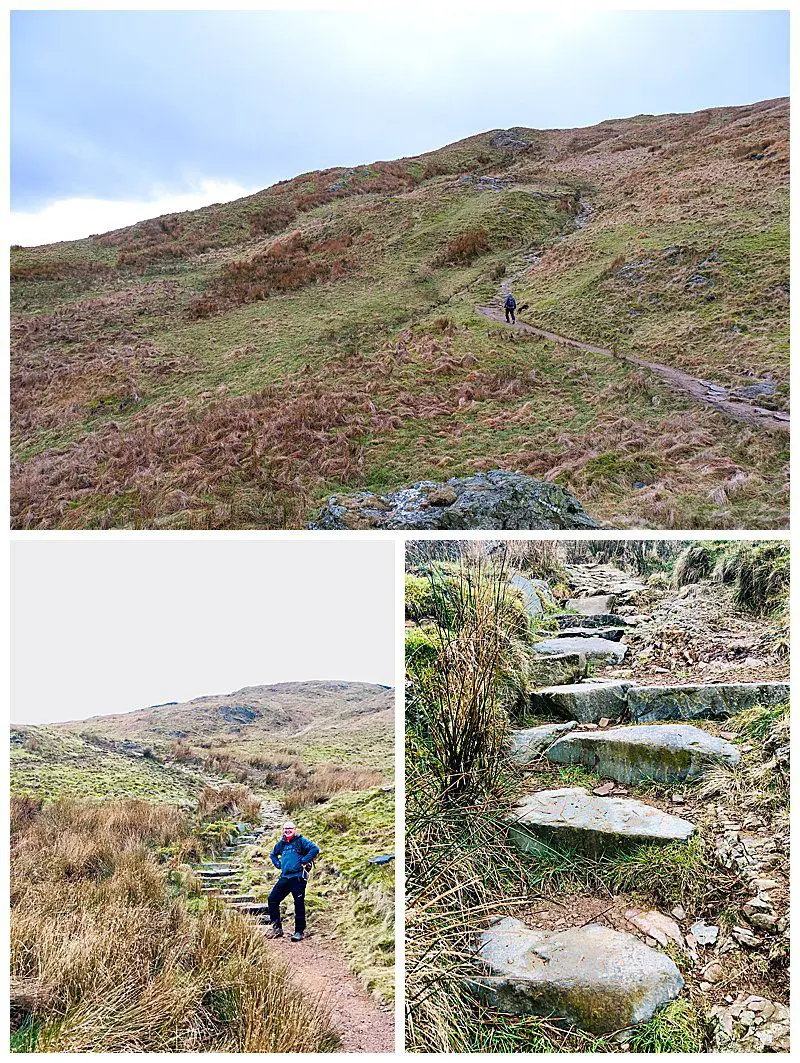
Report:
546,724,740,784
566,594,617,615
629,682,789,723
554,613,629,630
223,895,257,904
509,786,695,851
554,626,627,642
525,651,587,690
528,680,633,724
472,917,684,1033
532,636,627,663
509,722,577,764
230,903,271,917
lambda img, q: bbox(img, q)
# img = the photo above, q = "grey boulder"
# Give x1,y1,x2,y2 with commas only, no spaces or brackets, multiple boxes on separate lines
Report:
566,594,617,615
528,680,633,724
546,724,740,785
472,917,685,1033
508,786,694,852
510,573,556,615
630,682,789,723
509,722,578,764
312,470,598,530
532,636,628,663
525,652,587,690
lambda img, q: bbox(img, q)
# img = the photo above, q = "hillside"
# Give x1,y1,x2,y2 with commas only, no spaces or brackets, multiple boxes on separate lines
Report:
53,680,394,770
11,98,788,530
10,725,206,802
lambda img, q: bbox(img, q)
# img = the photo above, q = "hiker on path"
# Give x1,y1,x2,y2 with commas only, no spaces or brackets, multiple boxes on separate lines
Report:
504,293,517,324
268,820,320,941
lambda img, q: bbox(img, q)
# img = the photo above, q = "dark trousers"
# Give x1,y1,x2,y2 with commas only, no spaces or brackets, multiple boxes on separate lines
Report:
268,876,307,931
505,307,515,323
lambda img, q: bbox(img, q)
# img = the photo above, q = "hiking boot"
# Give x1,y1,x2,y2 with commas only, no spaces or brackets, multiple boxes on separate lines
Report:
271,924,283,938
291,931,304,942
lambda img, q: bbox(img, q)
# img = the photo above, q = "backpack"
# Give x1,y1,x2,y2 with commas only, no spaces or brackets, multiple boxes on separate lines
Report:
504,295,516,309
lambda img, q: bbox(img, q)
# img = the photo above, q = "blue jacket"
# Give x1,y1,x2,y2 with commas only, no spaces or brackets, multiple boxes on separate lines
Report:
270,834,320,879
504,295,516,309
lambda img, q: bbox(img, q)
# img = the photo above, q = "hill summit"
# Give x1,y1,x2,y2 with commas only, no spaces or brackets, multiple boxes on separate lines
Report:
11,98,788,530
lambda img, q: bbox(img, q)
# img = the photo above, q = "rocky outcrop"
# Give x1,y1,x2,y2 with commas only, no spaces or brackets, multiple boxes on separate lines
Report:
472,917,685,1033
528,680,633,724
532,636,628,663
629,682,790,723
509,787,695,851
546,724,740,785
312,470,598,530
509,722,578,764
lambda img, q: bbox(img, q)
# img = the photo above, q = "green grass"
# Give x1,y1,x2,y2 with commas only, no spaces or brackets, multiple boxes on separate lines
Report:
12,103,789,530
10,726,202,803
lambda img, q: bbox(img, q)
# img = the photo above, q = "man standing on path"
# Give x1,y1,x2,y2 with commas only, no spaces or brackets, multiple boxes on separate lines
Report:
268,820,320,941
504,293,517,324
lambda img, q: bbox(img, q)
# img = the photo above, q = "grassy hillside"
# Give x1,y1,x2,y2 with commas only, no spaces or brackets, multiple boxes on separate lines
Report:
11,99,788,529
10,725,205,803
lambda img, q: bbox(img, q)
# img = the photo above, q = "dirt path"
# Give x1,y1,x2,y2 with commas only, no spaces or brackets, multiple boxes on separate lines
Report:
261,928,394,1053
194,798,394,1054
476,304,789,434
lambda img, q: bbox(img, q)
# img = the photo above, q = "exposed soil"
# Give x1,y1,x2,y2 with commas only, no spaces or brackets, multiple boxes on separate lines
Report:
261,928,395,1053
476,304,790,434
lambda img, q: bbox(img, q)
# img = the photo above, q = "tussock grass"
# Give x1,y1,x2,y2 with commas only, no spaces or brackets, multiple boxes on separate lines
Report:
10,798,338,1052
282,764,386,813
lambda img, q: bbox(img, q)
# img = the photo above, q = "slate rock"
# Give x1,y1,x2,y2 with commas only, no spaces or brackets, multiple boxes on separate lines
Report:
555,626,627,642
509,722,578,764
508,787,694,852
312,470,598,530
510,572,555,616
546,724,740,785
528,680,633,724
629,683,789,723
566,594,617,615
525,652,587,690
472,916,684,1033
554,613,628,630
532,636,628,663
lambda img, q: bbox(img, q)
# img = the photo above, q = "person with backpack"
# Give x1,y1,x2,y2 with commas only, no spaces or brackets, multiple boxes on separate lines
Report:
504,293,517,324
268,821,320,941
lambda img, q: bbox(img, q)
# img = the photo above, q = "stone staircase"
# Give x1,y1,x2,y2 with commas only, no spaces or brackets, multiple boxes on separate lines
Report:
189,799,283,924
474,565,788,1036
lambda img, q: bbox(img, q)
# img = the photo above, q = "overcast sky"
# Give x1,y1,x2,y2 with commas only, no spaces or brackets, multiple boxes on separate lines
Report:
10,8,789,244
11,540,395,725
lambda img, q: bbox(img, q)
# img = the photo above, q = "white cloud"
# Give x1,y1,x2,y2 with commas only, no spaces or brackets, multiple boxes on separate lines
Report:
10,178,258,247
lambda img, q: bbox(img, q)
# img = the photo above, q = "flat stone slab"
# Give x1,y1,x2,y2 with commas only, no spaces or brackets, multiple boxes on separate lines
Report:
509,722,578,764
509,787,694,851
472,917,684,1033
525,652,587,690
555,613,628,630
566,594,617,615
533,636,627,663
546,724,740,785
555,626,627,642
630,682,790,723
529,681,633,723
